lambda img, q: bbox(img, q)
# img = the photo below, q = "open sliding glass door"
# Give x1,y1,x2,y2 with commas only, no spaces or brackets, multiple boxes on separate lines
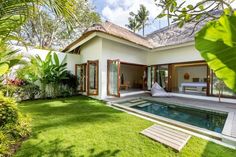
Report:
147,66,156,90
76,64,86,92
87,60,99,95
107,60,120,97
147,65,172,92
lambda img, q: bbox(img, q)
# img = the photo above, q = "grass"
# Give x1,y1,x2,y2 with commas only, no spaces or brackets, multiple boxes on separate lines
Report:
15,96,236,157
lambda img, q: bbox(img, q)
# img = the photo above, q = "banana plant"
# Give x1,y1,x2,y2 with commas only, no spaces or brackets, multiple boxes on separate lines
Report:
0,45,22,77
17,52,67,98
195,9,236,93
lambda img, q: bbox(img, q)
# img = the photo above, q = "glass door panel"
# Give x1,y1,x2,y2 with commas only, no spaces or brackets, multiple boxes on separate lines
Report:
210,71,236,97
147,66,152,90
87,60,99,95
76,64,86,92
107,60,120,97
156,65,169,91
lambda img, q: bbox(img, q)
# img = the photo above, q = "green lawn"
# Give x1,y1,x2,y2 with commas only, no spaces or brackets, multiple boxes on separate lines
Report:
15,96,236,157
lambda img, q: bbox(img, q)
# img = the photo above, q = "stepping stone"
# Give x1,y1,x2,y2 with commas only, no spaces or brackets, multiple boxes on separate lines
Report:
141,124,191,152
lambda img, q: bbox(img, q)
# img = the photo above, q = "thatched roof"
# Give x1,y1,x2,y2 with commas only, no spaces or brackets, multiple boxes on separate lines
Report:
63,15,217,52
145,21,206,48
63,21,153,52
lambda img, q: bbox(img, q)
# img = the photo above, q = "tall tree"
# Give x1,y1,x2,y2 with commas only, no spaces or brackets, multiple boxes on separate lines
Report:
0,0,79,46
136,4,150,36
0,0,81,80
18,0,101,50
126,17,140,33
126,4,150,36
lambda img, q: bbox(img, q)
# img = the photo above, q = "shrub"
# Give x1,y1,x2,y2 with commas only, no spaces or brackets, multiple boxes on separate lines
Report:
0,92,31,156
19,83,40,100
0,93,18,126
60,71,78,96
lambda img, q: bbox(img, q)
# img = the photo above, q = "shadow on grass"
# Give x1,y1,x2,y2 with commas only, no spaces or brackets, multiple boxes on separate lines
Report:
16,138,75,157
201,141,236,157
16,138,121,157
19,96,123,137
79,148,121,157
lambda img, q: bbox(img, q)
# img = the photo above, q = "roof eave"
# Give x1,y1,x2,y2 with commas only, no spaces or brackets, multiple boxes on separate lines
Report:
63,31,152,53
150,41,195,52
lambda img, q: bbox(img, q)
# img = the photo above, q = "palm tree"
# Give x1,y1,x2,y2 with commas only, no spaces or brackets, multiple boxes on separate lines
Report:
0,0,77,46
136,4,150,36
0,46,22,77
126,17,140,33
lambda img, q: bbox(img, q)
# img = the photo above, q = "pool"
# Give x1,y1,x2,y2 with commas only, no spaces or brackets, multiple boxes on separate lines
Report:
120,99,228,133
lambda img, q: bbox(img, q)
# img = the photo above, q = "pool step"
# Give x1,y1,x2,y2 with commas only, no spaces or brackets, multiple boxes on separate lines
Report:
141,124,191,152
138,103,152,107
130,99,142,103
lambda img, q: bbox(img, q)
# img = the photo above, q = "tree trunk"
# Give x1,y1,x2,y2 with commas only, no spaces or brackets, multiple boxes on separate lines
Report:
142,23,145,36
167,9,170,26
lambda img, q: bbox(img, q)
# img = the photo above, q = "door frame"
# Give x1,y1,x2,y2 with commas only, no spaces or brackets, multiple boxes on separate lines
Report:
87,60,99,96
107,59,120,97
147,64,172,91
170,61,208,94
75,63,87,92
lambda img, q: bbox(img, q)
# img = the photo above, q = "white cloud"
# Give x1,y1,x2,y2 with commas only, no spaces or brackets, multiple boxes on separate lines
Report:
101,0,236,34
102,0,160,27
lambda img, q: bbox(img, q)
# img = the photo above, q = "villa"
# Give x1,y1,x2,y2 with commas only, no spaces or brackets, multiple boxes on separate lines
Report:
60,21,236,149
63,21,236,100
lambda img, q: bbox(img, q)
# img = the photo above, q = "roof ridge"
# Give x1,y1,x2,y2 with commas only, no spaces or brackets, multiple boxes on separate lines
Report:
104,20,147,39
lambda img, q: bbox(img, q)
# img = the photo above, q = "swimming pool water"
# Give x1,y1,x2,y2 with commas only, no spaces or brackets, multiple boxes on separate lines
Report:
122,99,227,133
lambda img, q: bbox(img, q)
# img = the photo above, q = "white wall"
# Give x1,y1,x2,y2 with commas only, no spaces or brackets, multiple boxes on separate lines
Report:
79,37,103,99
79,37,102,63
147,45,204,65
176,66,207,87
99,38,147,99
13,45,80,74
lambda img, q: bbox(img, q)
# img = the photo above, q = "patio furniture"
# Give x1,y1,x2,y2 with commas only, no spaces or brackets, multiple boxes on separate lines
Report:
151,82,171,97
181,82,207,92
120,84,129,90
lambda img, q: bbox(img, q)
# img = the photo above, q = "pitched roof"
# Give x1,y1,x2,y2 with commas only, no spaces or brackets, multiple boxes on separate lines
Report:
145,21,206,48
63,12,220,52
63,21,153,52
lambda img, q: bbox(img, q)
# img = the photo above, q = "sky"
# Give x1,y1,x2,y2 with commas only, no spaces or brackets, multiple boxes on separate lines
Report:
91,0,236,35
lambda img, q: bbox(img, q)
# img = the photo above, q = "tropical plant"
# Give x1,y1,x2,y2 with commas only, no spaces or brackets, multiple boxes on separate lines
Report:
18,1,100,50
126,17,140,33
0,0,79,45
156,0,236,93
195,10,236,93
17,52,67,98
136,4,150,36
60,71,78,96
0,92,31,156
0,46,22,77
127,4,150,36
49,53,68,97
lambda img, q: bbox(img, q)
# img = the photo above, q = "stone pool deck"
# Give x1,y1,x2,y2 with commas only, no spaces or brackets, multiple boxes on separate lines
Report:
105,93,236,138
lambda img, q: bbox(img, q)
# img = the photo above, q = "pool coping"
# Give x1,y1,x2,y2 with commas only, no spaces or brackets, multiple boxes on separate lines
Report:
108,97,236,148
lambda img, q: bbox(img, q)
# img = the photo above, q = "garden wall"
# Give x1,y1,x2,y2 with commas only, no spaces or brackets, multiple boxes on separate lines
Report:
12,45,80,74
